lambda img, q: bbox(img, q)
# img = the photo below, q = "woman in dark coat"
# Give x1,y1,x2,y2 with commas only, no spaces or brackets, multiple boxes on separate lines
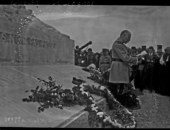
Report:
93,53,101,69
158,48,170,96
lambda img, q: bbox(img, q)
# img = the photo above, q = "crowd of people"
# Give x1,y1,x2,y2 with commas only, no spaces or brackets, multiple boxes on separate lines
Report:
74,46,112,73
74,30,170,99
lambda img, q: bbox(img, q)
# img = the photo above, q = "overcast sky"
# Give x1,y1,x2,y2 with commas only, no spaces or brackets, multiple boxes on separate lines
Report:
25,5,169,52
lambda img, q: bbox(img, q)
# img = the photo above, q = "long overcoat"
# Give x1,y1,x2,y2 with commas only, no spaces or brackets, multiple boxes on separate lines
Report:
109,38,138,84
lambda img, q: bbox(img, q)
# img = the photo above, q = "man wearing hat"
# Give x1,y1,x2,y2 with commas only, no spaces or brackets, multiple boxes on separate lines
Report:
108,30,143,97
142,46,159,93
157,47,170,95
153,45,164,94
156,45,163,58
141,45,147,52
86,48,94,67
99,48,112,73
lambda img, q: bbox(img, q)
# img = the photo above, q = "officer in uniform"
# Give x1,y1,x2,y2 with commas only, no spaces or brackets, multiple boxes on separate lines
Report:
99,48,112,73
109,30,142,96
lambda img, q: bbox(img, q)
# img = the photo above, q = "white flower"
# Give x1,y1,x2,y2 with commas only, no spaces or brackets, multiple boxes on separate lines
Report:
103,116,111,122
107,90,112,95
80,84,84,88
100,86,105,90
92,106,98,111
81,89,88,95
81,91,89,96
97,112,104,118
84,92,89,96
89,97,93,100
91,104,95,107
124,109,132,114
87,64,96,70
115,120,122,128
128,124,135,128
94,109,98,112
61,93,65,97
83,83,88,86
97,112,104,115
103,116,124,128
80,87,84,91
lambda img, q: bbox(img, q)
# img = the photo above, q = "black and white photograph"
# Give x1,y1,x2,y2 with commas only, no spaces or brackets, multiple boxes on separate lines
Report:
0,4,170,128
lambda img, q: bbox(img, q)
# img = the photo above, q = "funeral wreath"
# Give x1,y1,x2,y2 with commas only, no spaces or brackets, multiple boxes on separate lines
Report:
22,76,137,128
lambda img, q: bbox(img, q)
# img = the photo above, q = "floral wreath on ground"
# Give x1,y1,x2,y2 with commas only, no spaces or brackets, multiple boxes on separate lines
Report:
22,76,136,128
83,67,141,110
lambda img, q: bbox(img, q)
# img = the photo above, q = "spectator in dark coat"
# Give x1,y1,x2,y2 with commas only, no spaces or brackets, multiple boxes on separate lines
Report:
86,48,94,67
94,53,101,69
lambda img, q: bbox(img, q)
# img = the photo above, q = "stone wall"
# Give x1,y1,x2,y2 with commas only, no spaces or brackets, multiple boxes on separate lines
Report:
0,5,75,65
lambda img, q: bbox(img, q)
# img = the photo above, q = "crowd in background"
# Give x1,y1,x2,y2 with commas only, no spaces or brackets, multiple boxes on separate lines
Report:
74,46,112,73
131,45,170,97
75,43,170,97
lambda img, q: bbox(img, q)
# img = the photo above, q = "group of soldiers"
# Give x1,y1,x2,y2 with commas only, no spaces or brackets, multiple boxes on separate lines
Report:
74,43,112,73
75,39,170,98
75,30,170,111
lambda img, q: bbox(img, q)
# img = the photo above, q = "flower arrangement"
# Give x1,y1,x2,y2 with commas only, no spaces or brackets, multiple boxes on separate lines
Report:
78,83,137,128
22,76,87,112
86,69,109,85
85,69,141,111
22,76,137,128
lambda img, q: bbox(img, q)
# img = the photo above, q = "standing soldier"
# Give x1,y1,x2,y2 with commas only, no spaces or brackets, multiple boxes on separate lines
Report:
99,48,112,73
86,48,94,67
108,30,142,97
141,45,147,52
137,47,142,55
94,53,101,69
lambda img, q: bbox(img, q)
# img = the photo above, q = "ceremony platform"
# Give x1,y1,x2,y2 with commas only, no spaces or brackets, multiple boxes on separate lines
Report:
0,63,103,127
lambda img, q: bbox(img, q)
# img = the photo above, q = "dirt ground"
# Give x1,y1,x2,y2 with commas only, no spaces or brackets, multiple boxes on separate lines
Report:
66,89,170,128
